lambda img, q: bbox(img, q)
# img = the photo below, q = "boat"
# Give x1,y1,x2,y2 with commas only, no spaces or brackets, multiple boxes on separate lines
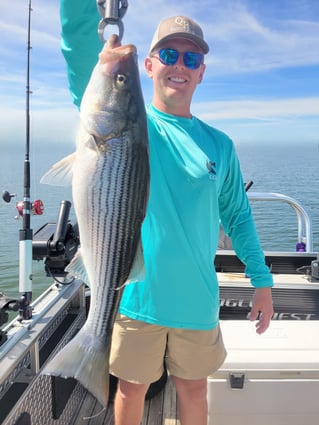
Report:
1,191,319,425
1,2,319,425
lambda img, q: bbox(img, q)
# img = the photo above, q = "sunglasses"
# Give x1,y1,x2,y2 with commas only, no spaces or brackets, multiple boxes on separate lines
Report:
154,48,204,70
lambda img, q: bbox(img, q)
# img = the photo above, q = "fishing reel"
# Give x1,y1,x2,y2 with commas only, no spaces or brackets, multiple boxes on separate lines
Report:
16,199,44,217
2,190,44,218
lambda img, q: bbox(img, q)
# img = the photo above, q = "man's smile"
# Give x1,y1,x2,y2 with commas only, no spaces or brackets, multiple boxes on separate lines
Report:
168,76,188,83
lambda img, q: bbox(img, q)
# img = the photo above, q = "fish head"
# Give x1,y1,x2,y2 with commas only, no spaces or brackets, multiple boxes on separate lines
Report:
80,35,145,148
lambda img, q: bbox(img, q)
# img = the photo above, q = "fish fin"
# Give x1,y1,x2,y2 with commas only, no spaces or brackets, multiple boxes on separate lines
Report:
40,153,76,186
65,250,90,287
116,240,145,290
127,240,145,283
42,331,110,407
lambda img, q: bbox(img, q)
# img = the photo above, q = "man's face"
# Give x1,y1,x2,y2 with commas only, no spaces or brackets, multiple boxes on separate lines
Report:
145,38,206,115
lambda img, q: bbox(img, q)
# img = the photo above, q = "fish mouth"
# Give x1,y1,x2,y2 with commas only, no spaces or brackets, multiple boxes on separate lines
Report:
99,37,137,71
104,34,137,56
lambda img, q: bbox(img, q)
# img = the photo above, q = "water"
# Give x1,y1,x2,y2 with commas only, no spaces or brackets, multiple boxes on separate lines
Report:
0,142,318,302
237,142,319,253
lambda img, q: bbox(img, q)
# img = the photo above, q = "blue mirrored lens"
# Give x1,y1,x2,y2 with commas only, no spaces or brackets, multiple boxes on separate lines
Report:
158,48,179,65
184,51,203,69
158,48,203,69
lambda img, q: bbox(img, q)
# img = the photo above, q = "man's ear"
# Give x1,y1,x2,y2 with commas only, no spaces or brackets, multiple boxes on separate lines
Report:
198,63,206,84
144,57,153,78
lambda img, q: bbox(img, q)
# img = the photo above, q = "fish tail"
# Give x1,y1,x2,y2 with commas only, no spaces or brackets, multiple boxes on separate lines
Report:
42,331,110,407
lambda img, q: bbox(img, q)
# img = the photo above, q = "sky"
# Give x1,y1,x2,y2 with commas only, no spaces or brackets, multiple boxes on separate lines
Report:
0,0,319,149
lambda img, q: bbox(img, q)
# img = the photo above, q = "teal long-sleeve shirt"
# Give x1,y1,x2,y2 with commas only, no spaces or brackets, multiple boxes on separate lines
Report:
60,0,273,330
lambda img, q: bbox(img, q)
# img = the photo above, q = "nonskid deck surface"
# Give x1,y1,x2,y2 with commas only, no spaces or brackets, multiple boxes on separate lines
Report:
69,376,179,425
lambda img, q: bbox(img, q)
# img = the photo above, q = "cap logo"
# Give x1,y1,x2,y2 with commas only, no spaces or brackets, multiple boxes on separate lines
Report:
174,16,190,32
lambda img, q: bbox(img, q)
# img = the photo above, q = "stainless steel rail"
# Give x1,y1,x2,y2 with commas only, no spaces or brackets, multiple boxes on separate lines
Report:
248,192,313,252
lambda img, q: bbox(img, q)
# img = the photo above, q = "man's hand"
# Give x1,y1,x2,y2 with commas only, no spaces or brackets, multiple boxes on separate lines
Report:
249,287,274,334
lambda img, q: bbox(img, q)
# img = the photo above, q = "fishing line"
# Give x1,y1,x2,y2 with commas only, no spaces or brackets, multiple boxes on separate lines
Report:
82,406,107,420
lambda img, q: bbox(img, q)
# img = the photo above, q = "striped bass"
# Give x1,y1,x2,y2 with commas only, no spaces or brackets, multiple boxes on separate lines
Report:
41,35,150,407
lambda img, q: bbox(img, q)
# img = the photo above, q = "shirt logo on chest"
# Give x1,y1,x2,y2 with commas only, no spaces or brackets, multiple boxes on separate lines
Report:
206,160,216,180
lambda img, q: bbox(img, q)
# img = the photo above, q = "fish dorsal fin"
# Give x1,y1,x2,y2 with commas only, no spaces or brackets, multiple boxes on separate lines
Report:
40,153,76,187
65,249,90,286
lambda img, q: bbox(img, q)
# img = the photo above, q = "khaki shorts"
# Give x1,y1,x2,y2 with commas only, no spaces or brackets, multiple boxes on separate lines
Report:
109,314,227,384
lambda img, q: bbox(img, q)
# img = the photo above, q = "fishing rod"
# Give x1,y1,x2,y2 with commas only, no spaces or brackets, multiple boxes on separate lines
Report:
2,2,82,329
0,3,34,331
2,1,38,321
17,0,34,321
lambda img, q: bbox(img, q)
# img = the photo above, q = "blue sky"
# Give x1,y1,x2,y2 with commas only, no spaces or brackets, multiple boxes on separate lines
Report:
0,0,319,148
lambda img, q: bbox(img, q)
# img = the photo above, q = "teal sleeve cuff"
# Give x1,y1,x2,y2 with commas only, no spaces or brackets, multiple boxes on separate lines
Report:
230,219,274,288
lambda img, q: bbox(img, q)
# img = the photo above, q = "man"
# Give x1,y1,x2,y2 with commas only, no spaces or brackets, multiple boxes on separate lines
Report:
60,5,274,425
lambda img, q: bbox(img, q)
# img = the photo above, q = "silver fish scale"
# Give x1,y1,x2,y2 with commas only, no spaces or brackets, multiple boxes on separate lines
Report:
77,133,149,339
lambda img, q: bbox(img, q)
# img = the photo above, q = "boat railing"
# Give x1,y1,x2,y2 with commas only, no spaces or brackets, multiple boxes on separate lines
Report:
247,191,313,252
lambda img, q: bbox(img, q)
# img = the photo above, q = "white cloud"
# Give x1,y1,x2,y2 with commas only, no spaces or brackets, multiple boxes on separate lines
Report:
192,97,319,144
202,3,319,74
193,97,319,121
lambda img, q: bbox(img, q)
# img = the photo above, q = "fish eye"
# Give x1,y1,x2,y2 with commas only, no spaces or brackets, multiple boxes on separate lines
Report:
116,74,127,88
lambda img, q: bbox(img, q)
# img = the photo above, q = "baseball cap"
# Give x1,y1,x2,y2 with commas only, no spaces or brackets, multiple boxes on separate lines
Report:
149,16,209,54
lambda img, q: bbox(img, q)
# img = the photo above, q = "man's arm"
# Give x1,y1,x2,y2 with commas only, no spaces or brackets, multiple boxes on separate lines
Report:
60,0,102,108
219,147,274,334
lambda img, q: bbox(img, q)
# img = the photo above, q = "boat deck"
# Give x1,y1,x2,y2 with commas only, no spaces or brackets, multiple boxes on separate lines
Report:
2,255,319,424
71,376,179,425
